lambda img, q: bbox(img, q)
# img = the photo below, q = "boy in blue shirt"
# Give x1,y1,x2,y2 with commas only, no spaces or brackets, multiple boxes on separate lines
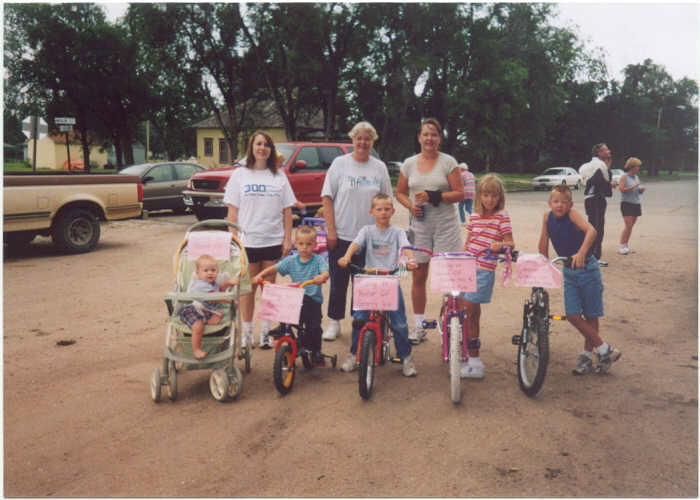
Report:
538,185,622,374
254,225,329,364
337,193,418,377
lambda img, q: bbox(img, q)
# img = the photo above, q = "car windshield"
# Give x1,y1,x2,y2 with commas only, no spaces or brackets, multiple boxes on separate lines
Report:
542,168,565,176
276,144,297,167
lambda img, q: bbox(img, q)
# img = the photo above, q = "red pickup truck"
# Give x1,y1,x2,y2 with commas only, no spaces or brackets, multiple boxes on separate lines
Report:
182,141,361,221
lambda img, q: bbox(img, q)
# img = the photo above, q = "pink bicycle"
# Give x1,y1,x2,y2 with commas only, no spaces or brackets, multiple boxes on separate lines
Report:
403,245,512,403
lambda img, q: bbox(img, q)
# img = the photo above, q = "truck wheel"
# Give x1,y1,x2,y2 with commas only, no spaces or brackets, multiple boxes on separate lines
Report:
52,208,100,253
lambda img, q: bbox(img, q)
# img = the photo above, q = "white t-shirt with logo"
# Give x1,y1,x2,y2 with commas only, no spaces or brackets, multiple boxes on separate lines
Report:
223,167,296,248
321,154,392,241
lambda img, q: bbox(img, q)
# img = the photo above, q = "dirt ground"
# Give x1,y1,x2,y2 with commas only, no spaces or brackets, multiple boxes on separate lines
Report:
3,180,697,497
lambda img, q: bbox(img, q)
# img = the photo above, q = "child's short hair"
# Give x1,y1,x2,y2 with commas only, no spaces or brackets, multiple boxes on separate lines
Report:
474,174,506,214
550,184,573,201
296,225,317,240
195,254,217,269
371,193,392,208
624,157,642,172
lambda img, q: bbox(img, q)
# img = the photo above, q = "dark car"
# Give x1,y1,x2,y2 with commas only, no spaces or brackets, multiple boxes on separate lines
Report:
183,142,378,221
120,162,205,213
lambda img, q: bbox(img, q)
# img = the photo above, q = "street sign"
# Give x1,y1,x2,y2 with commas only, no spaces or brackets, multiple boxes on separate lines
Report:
58,125,73,132
55,117,76,125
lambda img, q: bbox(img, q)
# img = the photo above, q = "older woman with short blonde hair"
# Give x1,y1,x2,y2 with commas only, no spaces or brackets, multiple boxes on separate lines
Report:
319,121,392,345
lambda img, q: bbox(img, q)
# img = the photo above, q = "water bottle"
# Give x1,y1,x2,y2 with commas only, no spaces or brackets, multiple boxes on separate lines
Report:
415,203,427,221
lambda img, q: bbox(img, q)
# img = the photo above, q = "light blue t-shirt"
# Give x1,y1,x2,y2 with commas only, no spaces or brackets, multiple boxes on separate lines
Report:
352,225,410,271
275,253,328,303
621,174,641,205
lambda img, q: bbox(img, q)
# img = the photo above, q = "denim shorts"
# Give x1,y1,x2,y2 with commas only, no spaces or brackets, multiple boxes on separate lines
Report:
460,268,495,304
563,256,604,317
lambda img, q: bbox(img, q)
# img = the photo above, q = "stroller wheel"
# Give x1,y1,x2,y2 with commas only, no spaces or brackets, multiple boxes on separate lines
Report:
150,367,162,402
167,361,178,401
227,366,244,400
210,369,230,402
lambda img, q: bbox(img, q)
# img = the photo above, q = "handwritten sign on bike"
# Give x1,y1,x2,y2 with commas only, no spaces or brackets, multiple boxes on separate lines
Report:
187,231,232,261
258,284,304,324
429,256,477,293
352,274,399,311
514,253,562,288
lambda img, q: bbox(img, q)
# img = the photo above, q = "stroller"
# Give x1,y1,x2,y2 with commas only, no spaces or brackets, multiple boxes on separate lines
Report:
150,220,251,402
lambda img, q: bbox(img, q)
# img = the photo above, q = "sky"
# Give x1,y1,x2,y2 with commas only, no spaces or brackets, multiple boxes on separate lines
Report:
100,1,700,83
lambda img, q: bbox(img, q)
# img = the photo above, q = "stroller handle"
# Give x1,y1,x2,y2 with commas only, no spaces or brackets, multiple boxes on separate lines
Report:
187,219,243,233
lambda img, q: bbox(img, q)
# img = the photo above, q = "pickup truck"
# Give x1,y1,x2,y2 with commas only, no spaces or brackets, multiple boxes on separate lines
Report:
182,142,358,221
3,174,143,253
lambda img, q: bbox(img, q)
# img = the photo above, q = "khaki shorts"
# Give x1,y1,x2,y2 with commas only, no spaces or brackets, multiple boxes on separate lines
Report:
411,217,463,263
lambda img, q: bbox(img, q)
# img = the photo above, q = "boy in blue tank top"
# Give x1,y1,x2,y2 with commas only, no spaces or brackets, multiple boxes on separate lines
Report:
538,185,622,375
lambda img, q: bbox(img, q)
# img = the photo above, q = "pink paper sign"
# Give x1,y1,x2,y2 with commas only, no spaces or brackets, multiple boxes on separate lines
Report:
352,275,399,311
258,284,305,324
187,231,232,261
429,256,477,293
514,253,562,288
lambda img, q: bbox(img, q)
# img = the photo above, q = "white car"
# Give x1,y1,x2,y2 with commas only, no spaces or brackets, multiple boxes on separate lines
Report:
610,168,624,185
531,167,582,190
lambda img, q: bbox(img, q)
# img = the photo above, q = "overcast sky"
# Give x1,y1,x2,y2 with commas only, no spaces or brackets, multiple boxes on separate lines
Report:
101,1,699,83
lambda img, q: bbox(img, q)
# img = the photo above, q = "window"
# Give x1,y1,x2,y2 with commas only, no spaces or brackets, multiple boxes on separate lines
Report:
174,164,201,180
295,147,322,171
148,164,173,182
219,139,229,163
319,146,344,169
204,138,213,157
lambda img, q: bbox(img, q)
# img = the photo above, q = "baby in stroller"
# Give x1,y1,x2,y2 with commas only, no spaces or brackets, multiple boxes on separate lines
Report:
179,254,240,359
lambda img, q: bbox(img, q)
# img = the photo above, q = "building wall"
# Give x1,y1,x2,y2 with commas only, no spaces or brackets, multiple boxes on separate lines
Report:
196,127,287,168
27,138,109,169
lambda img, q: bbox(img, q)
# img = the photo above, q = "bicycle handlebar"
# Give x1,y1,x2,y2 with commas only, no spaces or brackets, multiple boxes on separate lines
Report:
259,279,317,288
347,263,399,275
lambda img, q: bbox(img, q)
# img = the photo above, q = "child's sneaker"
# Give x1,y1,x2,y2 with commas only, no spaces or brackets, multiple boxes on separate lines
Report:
618,244,630,255
258,330,273,349
408,327,426,345
340,353,357,373
402,354,417,377
460,358,484,379
596,346,622,373
241,334,253,351
571,354,593,375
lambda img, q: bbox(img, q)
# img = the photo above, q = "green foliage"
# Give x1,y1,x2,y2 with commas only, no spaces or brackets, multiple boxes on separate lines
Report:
4,2,697,175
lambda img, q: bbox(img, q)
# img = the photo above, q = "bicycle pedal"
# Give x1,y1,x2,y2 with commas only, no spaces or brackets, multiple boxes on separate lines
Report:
390,357,402,364
550,315,566,321
511,335,521,345
422,320,437,330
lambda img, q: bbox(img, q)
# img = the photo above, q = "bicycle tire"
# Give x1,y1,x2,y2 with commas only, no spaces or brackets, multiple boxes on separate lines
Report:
517,291,549,396
273,342,296,395
358,328,377,400
449,316,462,404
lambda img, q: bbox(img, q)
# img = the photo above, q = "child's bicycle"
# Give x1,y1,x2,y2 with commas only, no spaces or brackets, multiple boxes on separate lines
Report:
510,254,607,396
403,245,513,404
347,263,404,400
264,280,338,395
510,255,567,396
